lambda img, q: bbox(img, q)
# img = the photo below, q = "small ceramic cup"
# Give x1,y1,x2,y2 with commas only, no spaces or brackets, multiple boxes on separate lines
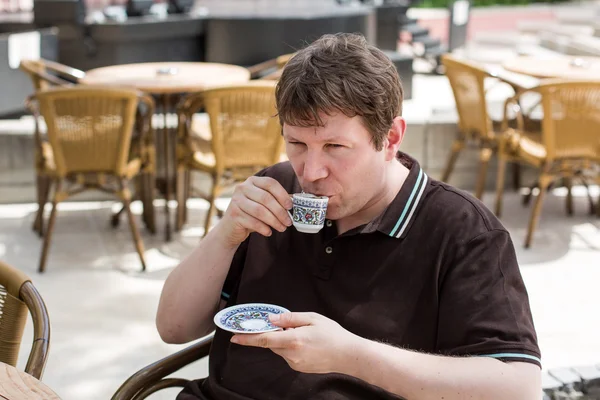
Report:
287,193,329,234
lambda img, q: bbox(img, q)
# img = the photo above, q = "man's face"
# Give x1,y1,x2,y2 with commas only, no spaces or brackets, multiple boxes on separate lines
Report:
283,111,397,221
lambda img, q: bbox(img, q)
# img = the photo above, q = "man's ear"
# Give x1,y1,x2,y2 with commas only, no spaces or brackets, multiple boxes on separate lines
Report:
385,116,406,161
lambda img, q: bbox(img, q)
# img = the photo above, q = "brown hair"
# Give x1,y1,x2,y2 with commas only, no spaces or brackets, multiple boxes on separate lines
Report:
275,33,404,151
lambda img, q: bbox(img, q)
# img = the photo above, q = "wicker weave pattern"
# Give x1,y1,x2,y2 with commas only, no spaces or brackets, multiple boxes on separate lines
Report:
0,261,50,379
37,87,139,178
204,86,282,172
539,82,600,160
0,286,28,367
442,56,493,141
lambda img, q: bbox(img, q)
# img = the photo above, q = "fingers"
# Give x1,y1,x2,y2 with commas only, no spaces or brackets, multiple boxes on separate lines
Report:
231,330,294,349
239,186,292,233
269,312,317,328
224,176,294,239
251,176,293,211
233,177,293,233
227,203,276,237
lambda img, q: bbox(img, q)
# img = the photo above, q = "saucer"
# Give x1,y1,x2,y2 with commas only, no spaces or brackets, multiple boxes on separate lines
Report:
214,303,290,334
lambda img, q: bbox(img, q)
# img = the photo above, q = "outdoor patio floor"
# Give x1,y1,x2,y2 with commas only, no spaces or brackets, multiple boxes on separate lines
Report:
1,184,599,399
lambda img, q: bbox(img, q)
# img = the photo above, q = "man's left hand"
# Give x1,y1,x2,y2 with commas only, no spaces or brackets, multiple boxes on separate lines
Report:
230,312,360,374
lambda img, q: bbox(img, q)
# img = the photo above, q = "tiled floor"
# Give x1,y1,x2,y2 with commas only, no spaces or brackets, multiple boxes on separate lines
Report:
1,187,599,400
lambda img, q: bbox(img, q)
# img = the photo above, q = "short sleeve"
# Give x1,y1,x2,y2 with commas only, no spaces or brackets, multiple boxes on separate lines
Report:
436,229,541,367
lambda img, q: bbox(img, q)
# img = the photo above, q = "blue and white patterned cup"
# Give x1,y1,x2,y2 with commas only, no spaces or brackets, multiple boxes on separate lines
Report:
287,193,329,234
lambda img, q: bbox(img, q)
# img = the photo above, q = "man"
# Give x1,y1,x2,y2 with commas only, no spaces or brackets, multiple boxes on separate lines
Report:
157,33,541,400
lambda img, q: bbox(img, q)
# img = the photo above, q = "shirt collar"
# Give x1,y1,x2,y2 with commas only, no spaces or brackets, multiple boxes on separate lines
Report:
363,152,430,239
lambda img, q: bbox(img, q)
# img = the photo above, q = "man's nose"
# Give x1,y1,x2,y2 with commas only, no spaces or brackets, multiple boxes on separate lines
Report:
302,152,328,182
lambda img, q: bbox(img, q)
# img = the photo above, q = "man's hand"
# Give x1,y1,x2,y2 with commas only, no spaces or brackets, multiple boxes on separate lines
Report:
219,176,293,247
230,312,360,374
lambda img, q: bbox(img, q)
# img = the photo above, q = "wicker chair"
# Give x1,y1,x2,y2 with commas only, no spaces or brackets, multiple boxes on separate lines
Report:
19,59,85,237
0,260,51,379
174,81,284,236
28,86,155,272
111,334,214,400
440,55,542,199
495,80,600,248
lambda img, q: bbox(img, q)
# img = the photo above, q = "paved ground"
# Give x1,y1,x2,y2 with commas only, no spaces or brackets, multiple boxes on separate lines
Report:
1,181,599,399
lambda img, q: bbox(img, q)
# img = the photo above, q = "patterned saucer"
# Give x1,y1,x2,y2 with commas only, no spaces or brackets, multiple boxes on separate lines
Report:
214,303,290,334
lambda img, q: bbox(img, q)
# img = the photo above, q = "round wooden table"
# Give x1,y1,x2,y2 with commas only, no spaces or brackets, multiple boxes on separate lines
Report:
82,62,251,93
503,55,600,80
0,362,60,399
81,62,251,241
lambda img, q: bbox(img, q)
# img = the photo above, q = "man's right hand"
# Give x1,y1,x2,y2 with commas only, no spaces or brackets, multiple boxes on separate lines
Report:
217,176,293,247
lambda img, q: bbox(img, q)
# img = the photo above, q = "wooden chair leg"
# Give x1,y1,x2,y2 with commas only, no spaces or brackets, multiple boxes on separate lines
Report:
595,177,600,218
525,173,553,249
440,139,465,183
579,177,596,215
120,179,147,271
33,175,50,237
183,170,191,225
511,163,521,191
39,180,62,273
203,178,219,238
144,172,156,235
564,176,574,216
495,156,507,217
139,174,150,231
32,175,43,234
138,172,156,235
474,147,493,200
175,168,186,232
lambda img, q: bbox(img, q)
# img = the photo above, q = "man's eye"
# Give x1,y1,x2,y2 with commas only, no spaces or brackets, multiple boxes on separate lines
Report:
328,144,345,149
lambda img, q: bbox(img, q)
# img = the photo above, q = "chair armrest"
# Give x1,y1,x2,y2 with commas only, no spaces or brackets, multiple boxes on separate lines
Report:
20,281,51,380
111,333,214,400
35,69,76,87
43,59,86,82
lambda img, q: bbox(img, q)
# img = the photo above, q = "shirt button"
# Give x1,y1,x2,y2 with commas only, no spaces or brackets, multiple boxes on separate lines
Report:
325,246,333,254
326,220,333,227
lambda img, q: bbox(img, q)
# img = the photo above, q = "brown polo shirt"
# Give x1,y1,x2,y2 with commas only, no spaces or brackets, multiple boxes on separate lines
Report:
178,152,540,400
